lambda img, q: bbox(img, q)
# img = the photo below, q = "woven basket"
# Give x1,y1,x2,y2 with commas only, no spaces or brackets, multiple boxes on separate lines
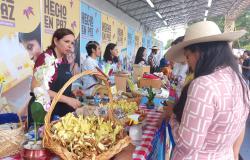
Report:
127,96,141,106
127,91,142,106
43,70,130,160
0,97,12,113
92,84,110,98
0,116,25,158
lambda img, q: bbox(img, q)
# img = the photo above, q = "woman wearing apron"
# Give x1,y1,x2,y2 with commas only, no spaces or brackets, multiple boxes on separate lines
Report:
28,28,83,127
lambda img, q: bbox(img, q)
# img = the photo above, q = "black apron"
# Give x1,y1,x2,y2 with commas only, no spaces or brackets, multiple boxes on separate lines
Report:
28,63,74,127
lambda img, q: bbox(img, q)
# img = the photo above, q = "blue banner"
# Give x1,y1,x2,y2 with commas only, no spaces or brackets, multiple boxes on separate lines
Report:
160,41,164,56
147,35,152,56
147,120,166,160
127,27,135,58
167,122,175,159
80,2,102,59
142,33,147,48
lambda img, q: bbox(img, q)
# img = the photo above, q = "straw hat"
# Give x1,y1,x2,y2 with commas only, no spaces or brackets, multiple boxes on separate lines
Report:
166,21,246,63
150,46,159,50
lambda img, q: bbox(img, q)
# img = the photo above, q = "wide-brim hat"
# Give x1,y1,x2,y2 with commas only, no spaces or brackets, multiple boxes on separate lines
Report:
150,46,159,50
166,21,246,63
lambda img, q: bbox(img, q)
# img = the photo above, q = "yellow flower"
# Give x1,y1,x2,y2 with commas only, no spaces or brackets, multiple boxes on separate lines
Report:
0,74,4,84
23,63,30,68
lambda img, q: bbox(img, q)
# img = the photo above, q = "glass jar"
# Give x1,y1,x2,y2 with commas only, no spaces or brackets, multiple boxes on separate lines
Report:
129,124,142,146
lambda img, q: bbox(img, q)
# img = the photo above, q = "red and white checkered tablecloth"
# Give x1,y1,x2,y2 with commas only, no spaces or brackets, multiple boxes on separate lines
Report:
132,106,163,160
2,106,164,160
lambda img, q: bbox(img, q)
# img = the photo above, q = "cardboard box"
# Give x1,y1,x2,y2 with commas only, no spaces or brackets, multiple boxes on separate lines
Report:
138,78,162,89
114,73,129,92
133,65,150,82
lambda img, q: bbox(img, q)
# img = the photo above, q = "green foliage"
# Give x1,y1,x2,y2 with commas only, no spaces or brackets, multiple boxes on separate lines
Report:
31,102,47,125
208,9,250,49
31,102,47,142
146,87,156,102
243,44,250,50
235,10,250,49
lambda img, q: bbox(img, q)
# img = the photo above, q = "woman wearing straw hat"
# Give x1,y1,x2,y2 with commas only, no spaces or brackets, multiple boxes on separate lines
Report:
168,21,249,160
148,46,160,73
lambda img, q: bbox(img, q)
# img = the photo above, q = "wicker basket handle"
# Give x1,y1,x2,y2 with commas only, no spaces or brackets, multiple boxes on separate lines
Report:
44,70,112,131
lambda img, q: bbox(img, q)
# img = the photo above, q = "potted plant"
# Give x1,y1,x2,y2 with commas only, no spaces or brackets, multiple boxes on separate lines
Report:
146,87,156,109
21,102,51,159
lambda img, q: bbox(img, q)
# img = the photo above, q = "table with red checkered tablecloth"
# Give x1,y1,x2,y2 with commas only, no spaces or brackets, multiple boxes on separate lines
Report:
2,107,165,160
2,93,177,160
132,105,165,160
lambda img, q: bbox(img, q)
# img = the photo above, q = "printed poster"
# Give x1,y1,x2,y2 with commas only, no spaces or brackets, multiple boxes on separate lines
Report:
146,35,152,56
0,0,40,92
135,31,142,58
80,2,102,61
127,27,135,63
116,20,127,55
41,0,80,63
101,13,117,55
142,33,147,48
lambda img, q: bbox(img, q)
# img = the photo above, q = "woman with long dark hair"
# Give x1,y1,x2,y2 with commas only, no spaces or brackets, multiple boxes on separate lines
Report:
134,47,147,65
28,28,83,126
167,21,249,160
103,43,119,64
103,43,122,75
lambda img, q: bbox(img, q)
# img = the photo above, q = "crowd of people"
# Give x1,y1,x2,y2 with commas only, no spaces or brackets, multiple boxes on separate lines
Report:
19,20,250,160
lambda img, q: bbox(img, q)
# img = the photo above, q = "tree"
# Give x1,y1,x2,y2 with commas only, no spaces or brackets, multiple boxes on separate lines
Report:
208,9,250,50
235,10,250,50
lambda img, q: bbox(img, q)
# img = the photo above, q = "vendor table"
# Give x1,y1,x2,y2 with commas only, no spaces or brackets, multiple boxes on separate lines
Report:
1,97,173,160
113,97,168,160
114,89,177,160
132,106,166,160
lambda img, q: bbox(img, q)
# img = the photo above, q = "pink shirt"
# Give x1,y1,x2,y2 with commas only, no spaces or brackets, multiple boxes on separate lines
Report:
172,67,249,160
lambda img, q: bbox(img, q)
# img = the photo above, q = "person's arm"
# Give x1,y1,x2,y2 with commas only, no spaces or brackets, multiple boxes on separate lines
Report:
48,90,81,109
148,56,154,67
138,61,145,65
241,65,250,69
173,79,215,157
81,61,104,86
169,114,180,141
241,59,250,69
32,53,81,109
73,63,80,75
31,77,81,109
233,127,245,160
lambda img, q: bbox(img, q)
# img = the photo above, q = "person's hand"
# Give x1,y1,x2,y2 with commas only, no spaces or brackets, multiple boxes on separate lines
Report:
117,62,122,69
94,71,104,77
166,101,175,108
72,89,84,97
163,105,174,122
169,114,176,129
65,97,81,109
